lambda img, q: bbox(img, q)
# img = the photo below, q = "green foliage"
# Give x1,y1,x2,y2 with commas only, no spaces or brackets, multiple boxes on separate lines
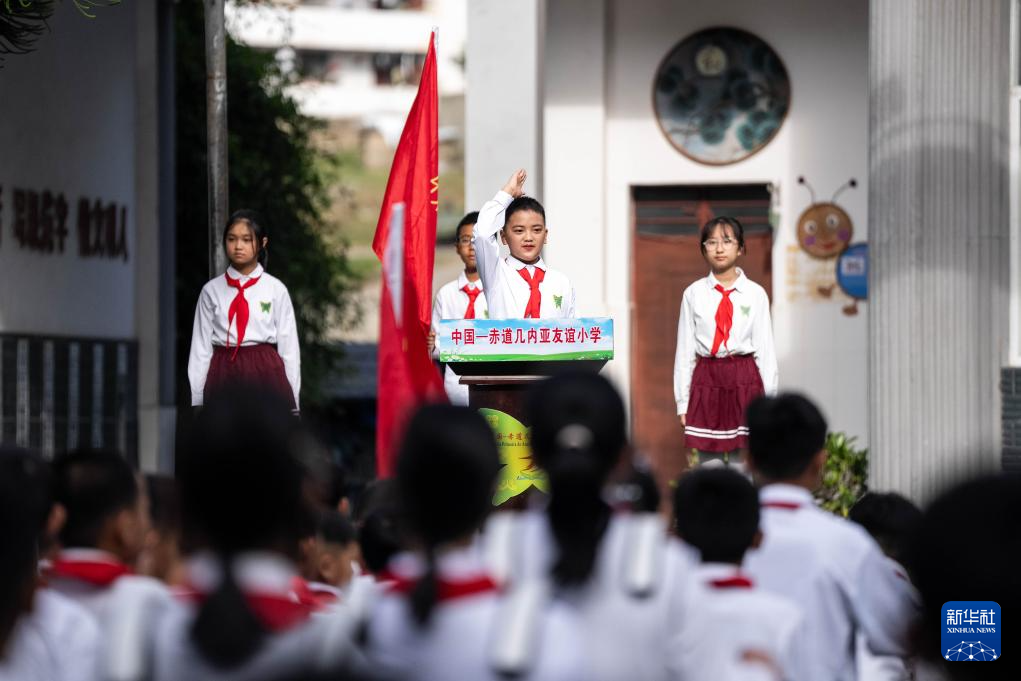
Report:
1,0,119,61
175,0,360,408
815,432,868,517
1,1,50,61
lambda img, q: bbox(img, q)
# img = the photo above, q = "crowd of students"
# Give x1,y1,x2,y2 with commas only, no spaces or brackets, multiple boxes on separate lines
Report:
1,377,1016,681
2,173,1013,680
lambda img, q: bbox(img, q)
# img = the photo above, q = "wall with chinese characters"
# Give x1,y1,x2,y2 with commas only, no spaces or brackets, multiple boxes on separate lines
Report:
0,2,166,474
540,0,870,445
0,3,139,339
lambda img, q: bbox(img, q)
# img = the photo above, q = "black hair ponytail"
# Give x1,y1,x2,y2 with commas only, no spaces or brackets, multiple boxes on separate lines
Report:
527,373,627,588
190,556,266,669
395,405,501,628
178,388,306,668
409,545,440,627
545,430,612,586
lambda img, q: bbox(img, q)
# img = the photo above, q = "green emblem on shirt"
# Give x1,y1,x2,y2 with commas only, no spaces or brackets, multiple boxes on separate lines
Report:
741,305,751,317
484,309,490,319
260,301,271,313
553,295,563,309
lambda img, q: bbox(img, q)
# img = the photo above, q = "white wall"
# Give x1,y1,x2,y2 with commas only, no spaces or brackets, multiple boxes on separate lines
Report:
0,3,163,470
541,0,871,443
0,4,139,339
465,0,545,211
133,0,165,474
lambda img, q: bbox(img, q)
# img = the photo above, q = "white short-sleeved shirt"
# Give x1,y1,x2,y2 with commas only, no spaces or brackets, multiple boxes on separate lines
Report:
45,548,138,623
0,589,100,681
673,268,778,415
481,510,697,681
367,545,587,681
98,552,360,681
432,271,488,405
473,191,576,319
668,563,806,681
187,264,301,408
744,485,920,681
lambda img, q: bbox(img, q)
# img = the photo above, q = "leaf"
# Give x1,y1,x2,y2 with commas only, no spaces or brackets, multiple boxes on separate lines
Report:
815,431,868,517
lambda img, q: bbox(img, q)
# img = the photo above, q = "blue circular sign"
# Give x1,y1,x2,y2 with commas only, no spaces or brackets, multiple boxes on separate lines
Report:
836,242,868,300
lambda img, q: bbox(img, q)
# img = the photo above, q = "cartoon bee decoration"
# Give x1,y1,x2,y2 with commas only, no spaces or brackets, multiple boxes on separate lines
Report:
796,176,856,259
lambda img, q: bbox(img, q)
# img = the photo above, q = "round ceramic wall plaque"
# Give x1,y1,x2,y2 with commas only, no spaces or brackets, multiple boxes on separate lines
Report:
653,27,791,165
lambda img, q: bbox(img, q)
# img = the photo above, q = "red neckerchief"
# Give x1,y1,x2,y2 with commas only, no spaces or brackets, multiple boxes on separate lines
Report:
380,570,499,602
224,273,261,360
517,267,545,318
290,576,341,608
461,284,482,319
710,284,736,356
761,501,802,510
181,583,314,633
49,556,133,587
708,575,754,589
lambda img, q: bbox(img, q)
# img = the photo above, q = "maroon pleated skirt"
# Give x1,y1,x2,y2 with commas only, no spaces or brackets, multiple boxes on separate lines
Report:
684,354,764,452
204,344,296,410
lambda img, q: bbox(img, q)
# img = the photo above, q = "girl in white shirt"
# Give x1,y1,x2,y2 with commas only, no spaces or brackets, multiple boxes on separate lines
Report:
99,392,358,681
366,405,585,681
507,373,695,681
672,216,777,457
188,210,301,412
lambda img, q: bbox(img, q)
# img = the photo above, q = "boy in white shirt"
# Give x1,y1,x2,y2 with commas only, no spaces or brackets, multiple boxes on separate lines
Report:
670,467,806,681
473,169,576,319
743,394,918,681
47,449,151,621
848,493,922,681
0,447,100,681
429,212,488,404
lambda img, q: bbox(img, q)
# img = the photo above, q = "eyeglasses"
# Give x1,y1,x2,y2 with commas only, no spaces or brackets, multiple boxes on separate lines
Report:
457,237,473,245
703,238,738,250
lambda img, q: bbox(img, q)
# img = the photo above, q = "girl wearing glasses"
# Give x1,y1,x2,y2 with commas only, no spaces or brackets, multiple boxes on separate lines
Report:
672,216,778,467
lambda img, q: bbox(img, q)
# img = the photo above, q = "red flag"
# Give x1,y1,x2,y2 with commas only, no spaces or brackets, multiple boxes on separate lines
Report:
373,33,447,478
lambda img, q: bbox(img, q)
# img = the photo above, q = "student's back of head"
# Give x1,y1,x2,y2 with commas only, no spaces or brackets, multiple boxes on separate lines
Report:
674,468,760,564
848,492,921,568
177,389,309,669
527,372,627,587
355,479,402,575
314,510,358,589
746,393,827,482
52,447,145,562
0,447,50,658
395,404,501,626
140,473,186,584
907,474,1018,681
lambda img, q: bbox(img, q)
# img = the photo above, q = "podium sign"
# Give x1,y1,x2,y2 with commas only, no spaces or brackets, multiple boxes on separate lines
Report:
436,317,614,363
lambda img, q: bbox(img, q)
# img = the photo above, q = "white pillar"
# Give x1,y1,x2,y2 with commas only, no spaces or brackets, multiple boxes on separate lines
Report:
869,0,1010,500
465,0,545,211
135,0,170,473
542,0,607,318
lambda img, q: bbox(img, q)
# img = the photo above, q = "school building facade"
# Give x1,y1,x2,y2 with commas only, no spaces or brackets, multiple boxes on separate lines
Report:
466,0,1016,501
0,2,176,472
